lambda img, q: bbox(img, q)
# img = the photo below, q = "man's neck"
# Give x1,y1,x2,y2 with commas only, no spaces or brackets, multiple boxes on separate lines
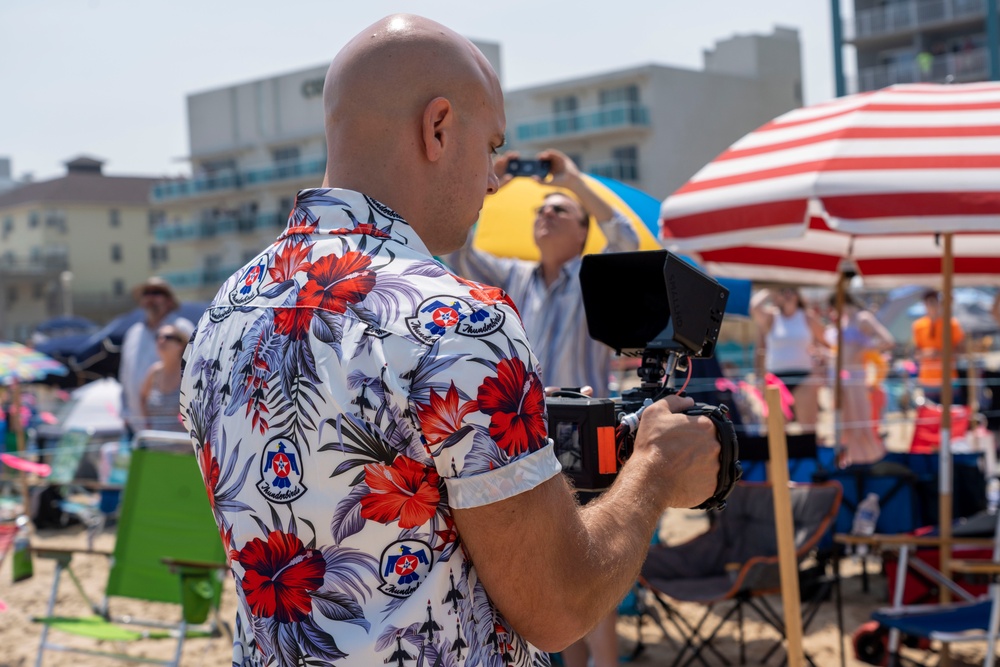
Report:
538,256,571,287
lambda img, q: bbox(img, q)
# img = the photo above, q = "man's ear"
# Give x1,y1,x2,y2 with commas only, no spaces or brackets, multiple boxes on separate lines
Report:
422,97,453,162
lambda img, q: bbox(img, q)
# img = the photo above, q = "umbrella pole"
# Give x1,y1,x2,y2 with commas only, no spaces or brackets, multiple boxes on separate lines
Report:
939,234,955,619
834,274,846,462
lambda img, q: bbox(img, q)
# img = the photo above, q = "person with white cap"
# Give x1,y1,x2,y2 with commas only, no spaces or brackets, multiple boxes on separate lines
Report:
118,277,192,437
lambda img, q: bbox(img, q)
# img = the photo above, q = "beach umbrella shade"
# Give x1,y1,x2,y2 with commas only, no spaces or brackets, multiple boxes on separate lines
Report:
474,173,662,260
474,174,752,316
0,342,68,513
0,342,68,387
660,82,1000,603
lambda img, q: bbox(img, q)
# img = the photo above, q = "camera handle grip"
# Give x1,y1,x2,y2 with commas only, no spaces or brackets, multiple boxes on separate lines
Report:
684,403,742,512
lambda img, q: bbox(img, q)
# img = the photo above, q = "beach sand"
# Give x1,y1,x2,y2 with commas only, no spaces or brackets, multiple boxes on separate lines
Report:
2,403,996,666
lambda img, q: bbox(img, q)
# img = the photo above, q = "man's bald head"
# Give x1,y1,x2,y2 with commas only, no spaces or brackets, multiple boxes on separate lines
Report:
321,15,505,252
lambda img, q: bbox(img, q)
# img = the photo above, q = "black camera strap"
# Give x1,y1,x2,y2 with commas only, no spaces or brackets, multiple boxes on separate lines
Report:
685,403,742,512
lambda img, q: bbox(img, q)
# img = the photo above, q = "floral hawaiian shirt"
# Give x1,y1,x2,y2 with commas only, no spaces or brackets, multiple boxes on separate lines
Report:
180,189,561,667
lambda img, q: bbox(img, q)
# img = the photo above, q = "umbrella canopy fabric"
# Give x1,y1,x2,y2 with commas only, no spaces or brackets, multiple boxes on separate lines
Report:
474,174,662,261
660,82,1000,287
658,82,1000,595
0,342,68,386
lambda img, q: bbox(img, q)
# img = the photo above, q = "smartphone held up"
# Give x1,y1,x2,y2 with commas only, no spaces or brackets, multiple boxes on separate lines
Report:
505,158,552,179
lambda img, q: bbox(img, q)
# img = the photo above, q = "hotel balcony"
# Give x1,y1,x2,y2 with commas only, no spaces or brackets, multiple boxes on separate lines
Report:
0,254,69,277
850,46,989,92
514,103,650,143
844,0,987,43
151,157,326,202
154,211,286,243
162,262,249,290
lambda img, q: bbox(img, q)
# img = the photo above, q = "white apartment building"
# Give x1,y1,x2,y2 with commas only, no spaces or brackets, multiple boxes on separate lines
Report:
153,41,501,300
153,30,802,299
0,157,162,340
504,27,803,199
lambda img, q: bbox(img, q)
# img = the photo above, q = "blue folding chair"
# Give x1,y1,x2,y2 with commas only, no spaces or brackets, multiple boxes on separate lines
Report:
859,506,1000,667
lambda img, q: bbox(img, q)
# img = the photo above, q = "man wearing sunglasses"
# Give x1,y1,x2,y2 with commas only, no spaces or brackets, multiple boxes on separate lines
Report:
119,276,192,437
442,148,638,400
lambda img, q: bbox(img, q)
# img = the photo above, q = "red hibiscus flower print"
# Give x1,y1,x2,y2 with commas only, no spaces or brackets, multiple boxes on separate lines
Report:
267,241,311,284
415,382,477,445
477,358,547,457
452,275,520,316
297,251,376,314
361,456,441,529
330,223,391,239
198,442,220,513
273,306,314,340
233,531,326,624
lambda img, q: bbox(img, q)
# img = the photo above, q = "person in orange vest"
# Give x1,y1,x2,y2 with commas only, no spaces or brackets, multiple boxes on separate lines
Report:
912,290,965,405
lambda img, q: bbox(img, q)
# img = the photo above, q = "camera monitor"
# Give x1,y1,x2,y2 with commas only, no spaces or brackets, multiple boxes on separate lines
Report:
579,250,728,358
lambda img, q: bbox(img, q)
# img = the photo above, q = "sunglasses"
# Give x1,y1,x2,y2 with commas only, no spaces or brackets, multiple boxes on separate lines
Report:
534,203,574,217
157,333,184,344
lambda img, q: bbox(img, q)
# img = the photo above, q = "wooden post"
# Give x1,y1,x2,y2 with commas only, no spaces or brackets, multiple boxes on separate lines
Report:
940,235,954,607
833,274,847,460
766,386,805,667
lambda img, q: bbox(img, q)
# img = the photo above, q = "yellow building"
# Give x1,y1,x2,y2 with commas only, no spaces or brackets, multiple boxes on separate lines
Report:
0,157,165,340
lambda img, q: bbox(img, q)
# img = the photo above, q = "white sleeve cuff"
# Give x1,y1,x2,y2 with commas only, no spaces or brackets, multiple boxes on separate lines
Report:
445,445,562,509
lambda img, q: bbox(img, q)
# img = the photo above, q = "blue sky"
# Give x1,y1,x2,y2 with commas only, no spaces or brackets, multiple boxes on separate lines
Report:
1,0,840,181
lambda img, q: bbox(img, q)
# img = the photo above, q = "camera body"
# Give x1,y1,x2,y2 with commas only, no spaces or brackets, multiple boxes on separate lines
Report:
546,251,741,509
506,158,552,178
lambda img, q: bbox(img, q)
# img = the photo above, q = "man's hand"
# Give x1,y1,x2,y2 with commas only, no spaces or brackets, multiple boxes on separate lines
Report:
630,394,721,509
536,147,582,187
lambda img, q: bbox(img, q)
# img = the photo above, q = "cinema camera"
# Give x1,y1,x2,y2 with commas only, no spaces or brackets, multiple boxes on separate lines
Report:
546,250,742,511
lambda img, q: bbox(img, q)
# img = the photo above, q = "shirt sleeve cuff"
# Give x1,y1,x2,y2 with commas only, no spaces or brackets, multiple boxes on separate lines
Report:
445,444,562,509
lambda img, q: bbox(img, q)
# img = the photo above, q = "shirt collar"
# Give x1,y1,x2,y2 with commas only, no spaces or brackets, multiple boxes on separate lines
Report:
277,188,433,258
533,254,584,286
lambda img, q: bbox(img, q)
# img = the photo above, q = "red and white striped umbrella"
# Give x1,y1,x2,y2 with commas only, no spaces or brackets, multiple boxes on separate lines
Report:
660,82,1000,287
660,82,1000,596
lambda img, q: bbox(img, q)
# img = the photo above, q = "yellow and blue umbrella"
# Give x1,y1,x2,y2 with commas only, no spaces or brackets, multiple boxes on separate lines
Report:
473,174,750,316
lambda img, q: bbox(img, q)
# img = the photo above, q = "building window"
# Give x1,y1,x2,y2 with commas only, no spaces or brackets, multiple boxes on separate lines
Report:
599,84,640,107
7,286,17,304
113,279,126,296
2,216,12,238
45,210,66,233
33,283,45,300
201,158,236,175
272,146,300,164
150,244,168,268
552,95,579,134
148,210,165,233
111,244,123,262
28,212,39,228
567,154,584,170
591,146,640,182
109,209,121,227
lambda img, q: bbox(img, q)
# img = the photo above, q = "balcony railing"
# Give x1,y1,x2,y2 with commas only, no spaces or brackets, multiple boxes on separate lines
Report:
845,0,987,41
162,262,248,290
515,103,650,142
587,162,640,183
852,47,989,92
154,212,286,243
152,157,326,202
0,254,69,276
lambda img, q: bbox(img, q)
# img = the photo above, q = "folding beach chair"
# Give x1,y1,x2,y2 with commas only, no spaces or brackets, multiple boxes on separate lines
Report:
640,481,843,667
32,437,228,667
853,504,1000,667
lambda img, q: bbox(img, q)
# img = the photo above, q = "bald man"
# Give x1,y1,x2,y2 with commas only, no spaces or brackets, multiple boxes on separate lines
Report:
181,15,720,667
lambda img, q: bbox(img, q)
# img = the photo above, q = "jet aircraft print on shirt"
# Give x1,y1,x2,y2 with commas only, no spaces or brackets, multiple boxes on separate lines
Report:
181,189,560,667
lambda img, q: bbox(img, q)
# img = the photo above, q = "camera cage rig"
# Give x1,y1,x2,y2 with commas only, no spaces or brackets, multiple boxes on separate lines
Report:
546,250,741,509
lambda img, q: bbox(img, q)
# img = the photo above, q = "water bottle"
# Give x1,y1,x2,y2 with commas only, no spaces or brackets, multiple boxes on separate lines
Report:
851,492,881,557
12,514,33,582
